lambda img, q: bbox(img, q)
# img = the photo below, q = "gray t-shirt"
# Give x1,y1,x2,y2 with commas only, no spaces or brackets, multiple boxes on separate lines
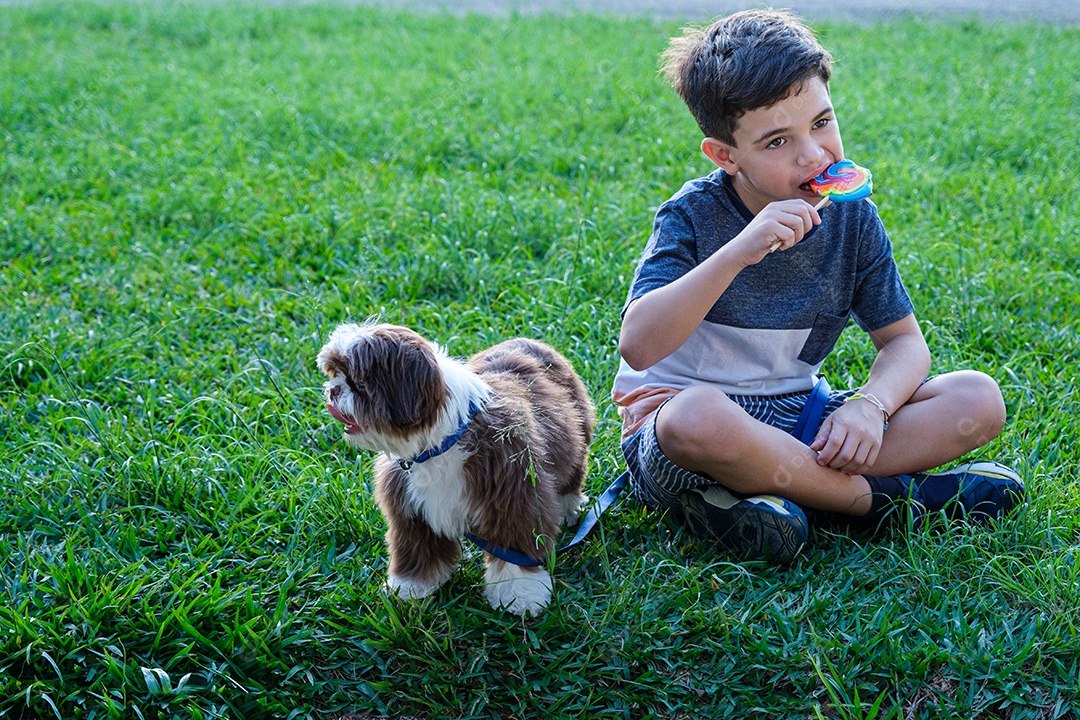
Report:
613,169,914,399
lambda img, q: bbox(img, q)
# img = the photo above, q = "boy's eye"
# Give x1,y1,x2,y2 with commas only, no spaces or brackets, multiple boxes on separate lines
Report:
813,118,832,130
766,137,786,148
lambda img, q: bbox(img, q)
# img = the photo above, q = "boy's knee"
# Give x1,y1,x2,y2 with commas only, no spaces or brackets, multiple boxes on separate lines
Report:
656,386,744,463
951,370,1006,443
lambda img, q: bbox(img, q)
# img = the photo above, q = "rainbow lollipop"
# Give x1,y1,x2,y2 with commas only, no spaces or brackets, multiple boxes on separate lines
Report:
769,159,873,253
809,159,873,208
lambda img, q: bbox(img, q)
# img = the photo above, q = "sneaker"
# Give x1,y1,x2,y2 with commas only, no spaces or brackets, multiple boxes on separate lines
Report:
679,486,808,563
908,461,1024,522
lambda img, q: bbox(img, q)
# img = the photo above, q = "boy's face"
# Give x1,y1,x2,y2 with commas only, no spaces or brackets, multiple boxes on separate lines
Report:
702,77,844,215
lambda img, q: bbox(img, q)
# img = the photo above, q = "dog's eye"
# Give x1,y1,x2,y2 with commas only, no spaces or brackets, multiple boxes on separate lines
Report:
345,378,366,395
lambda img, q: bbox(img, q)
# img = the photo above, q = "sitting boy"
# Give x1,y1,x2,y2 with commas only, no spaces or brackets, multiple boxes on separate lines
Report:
612,9,1023,562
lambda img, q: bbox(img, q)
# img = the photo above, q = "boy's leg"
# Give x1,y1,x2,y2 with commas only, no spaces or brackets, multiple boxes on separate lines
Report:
657,372,1020,523
863,370,1006,477
656,386,876,515
622,406,809,562
857,369,1020,523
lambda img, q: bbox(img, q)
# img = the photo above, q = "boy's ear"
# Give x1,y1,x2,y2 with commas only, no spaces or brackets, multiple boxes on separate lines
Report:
701,137,740,173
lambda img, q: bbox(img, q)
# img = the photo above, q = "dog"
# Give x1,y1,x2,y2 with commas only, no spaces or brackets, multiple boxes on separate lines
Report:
317,322,595,616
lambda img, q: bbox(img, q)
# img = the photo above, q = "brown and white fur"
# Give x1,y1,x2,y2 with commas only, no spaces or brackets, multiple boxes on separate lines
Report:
317,322,595,616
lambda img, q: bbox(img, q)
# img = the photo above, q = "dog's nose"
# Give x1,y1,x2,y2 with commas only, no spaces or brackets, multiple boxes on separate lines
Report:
330,385,342,401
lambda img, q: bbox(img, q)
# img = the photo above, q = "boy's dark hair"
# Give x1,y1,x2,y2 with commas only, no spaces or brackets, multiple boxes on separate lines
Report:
660,10,833,146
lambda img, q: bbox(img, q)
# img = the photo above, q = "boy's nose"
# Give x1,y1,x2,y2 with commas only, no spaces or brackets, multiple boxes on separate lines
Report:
800,143,827,168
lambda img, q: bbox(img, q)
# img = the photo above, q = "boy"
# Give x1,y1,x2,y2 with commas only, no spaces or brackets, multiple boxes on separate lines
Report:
612,9,1023,562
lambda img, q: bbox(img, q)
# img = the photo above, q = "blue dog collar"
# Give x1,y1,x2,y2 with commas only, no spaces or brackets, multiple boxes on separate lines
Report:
398,400,482,470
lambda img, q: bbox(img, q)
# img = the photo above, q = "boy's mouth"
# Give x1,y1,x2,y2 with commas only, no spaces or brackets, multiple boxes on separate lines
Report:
800,163,838,194
799,164,829,195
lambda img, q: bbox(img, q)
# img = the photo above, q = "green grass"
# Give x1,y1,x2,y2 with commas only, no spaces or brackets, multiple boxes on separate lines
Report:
1,2,1079,718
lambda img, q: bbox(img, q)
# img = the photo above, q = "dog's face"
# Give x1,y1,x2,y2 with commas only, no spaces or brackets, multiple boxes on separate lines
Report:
317,323,447,452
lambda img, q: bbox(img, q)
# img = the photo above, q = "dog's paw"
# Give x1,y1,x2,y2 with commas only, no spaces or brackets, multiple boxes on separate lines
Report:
558,492,589,527
483,562,552,617
386,573,444,601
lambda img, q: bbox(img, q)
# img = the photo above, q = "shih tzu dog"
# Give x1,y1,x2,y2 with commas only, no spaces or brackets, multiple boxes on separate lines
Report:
317,322,595,616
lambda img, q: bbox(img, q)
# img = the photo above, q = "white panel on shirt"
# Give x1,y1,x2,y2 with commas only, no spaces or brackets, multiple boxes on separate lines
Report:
613,322,818,398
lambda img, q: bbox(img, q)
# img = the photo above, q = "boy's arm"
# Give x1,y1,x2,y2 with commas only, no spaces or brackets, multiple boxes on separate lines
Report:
811,313,930,474
619,241,743,371
620,199,822,371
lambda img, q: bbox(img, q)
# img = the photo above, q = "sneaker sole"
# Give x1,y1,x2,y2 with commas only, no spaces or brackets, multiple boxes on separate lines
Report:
928,461,1024,485
680,487,808,563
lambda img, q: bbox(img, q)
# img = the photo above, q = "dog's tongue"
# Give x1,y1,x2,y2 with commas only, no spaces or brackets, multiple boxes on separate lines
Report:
327,404,359,430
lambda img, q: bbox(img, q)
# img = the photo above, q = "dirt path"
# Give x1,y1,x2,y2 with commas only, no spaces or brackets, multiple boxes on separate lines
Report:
336,0,1076,24
0,0,1074,23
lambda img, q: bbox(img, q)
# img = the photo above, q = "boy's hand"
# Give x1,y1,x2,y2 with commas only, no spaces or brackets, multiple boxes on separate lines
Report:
810,400,885,475
734,199,821,265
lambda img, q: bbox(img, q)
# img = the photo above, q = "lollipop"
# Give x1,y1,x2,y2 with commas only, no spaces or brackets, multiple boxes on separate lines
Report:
769,159,873,253
809,159,873,208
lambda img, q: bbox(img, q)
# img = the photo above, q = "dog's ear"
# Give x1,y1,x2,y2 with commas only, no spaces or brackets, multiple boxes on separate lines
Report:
355,330,446,434
316,346,348,379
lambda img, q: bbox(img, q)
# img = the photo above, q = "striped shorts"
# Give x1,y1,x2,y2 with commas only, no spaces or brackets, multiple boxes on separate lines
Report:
620,387,854,513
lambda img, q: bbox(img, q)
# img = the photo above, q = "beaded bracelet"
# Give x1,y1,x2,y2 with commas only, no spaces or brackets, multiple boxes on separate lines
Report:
845,391,890,431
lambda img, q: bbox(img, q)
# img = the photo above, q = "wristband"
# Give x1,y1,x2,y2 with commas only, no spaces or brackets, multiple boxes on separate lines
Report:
845,392,890,431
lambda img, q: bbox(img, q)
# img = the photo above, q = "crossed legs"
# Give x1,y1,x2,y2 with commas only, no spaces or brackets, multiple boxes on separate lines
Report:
654,370,1006,517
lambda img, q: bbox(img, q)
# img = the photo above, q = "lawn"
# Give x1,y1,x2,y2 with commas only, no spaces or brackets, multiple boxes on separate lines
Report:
1,2,1079,718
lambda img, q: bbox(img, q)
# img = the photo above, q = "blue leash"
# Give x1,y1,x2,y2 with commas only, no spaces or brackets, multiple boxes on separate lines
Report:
792,375,832,446
466,376,831,566
464,471,629,567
